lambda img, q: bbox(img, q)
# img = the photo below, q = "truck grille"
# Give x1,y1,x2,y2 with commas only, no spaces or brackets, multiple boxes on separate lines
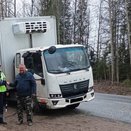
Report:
60,80,89,98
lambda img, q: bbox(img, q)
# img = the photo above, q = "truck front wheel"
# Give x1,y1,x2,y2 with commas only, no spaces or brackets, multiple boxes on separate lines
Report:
32,101,41,113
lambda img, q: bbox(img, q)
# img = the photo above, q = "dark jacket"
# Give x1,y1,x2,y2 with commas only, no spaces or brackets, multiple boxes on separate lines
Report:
9,72,36,97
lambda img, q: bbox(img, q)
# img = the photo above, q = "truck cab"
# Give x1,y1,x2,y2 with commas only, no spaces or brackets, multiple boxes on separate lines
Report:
15,45,94,109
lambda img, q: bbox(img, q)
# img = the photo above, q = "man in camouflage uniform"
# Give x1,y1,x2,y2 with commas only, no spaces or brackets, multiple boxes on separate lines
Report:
8,64,36,126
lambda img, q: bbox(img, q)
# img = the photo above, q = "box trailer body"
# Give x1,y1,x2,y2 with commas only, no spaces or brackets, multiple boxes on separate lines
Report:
0,16,57,82
0,17,94,109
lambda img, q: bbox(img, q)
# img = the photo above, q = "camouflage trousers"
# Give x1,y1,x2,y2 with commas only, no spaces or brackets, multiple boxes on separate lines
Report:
17,96,33,123
0,92,6,122
0,93,4,122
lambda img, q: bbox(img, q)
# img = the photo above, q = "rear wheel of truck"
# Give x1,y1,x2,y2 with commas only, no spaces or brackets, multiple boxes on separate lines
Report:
33,101,47,114
67,103,80,109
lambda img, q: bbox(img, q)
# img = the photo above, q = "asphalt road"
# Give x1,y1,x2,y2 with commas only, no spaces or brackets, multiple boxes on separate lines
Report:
78,93,131,123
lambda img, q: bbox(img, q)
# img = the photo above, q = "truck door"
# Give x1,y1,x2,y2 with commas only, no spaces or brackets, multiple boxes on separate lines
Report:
23,52,43,77
22,51,47,98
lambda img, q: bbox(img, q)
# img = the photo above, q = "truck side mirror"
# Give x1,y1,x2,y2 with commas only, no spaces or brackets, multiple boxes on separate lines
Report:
88,50,95,66
90,50,94,60
48,46,56,54
41,78,45,85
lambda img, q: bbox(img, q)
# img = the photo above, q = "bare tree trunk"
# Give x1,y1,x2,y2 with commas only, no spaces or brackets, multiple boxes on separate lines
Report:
116,25,119,83
63,0,66,44
125,0,131,65
86,9,90,47
97,0,102,61
80,0,83,44
5,0,7,17
57,0,60,44
116,31,119,83
116,0,119,84
22,0,26,17
31,0,34,16
0,0,4,19
14,0,16,17
73,0,77,44
109,0,115,84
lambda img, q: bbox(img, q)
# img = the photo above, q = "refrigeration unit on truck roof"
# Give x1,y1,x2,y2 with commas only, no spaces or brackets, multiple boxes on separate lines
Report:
12,20,50,34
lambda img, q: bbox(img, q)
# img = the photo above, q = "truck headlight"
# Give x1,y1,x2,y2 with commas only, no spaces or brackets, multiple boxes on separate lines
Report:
88,86,93,92
49,94,62,98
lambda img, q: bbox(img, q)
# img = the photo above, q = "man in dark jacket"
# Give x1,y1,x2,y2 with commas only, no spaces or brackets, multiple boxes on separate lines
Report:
7,64,36,126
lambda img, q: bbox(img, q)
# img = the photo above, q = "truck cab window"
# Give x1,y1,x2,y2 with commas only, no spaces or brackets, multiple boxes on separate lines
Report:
24,52,43,77
16,53,21,68
44,47,90,74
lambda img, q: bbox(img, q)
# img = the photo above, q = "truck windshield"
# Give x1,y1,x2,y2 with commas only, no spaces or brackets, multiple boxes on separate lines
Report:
43,47,90,74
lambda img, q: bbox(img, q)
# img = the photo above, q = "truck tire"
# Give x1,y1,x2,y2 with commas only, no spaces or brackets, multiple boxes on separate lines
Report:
67,103,80,109
32,101,47,113
32,102,41,114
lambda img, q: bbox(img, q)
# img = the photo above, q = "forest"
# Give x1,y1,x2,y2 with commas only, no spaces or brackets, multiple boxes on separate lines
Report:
0,0,131,86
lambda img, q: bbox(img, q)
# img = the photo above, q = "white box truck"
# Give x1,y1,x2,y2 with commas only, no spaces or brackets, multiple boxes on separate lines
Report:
0,16,94,109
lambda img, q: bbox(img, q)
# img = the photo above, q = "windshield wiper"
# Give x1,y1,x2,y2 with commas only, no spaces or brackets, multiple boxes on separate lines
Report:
49,70,63,73
69,66,90,72
83,66,90,71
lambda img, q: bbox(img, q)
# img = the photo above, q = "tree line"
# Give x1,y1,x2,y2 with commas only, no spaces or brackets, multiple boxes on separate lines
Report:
0,0,131,85
95,0,131,85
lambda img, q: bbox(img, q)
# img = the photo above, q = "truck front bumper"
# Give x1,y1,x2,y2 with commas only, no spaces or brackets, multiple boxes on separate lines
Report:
37,89,95,109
